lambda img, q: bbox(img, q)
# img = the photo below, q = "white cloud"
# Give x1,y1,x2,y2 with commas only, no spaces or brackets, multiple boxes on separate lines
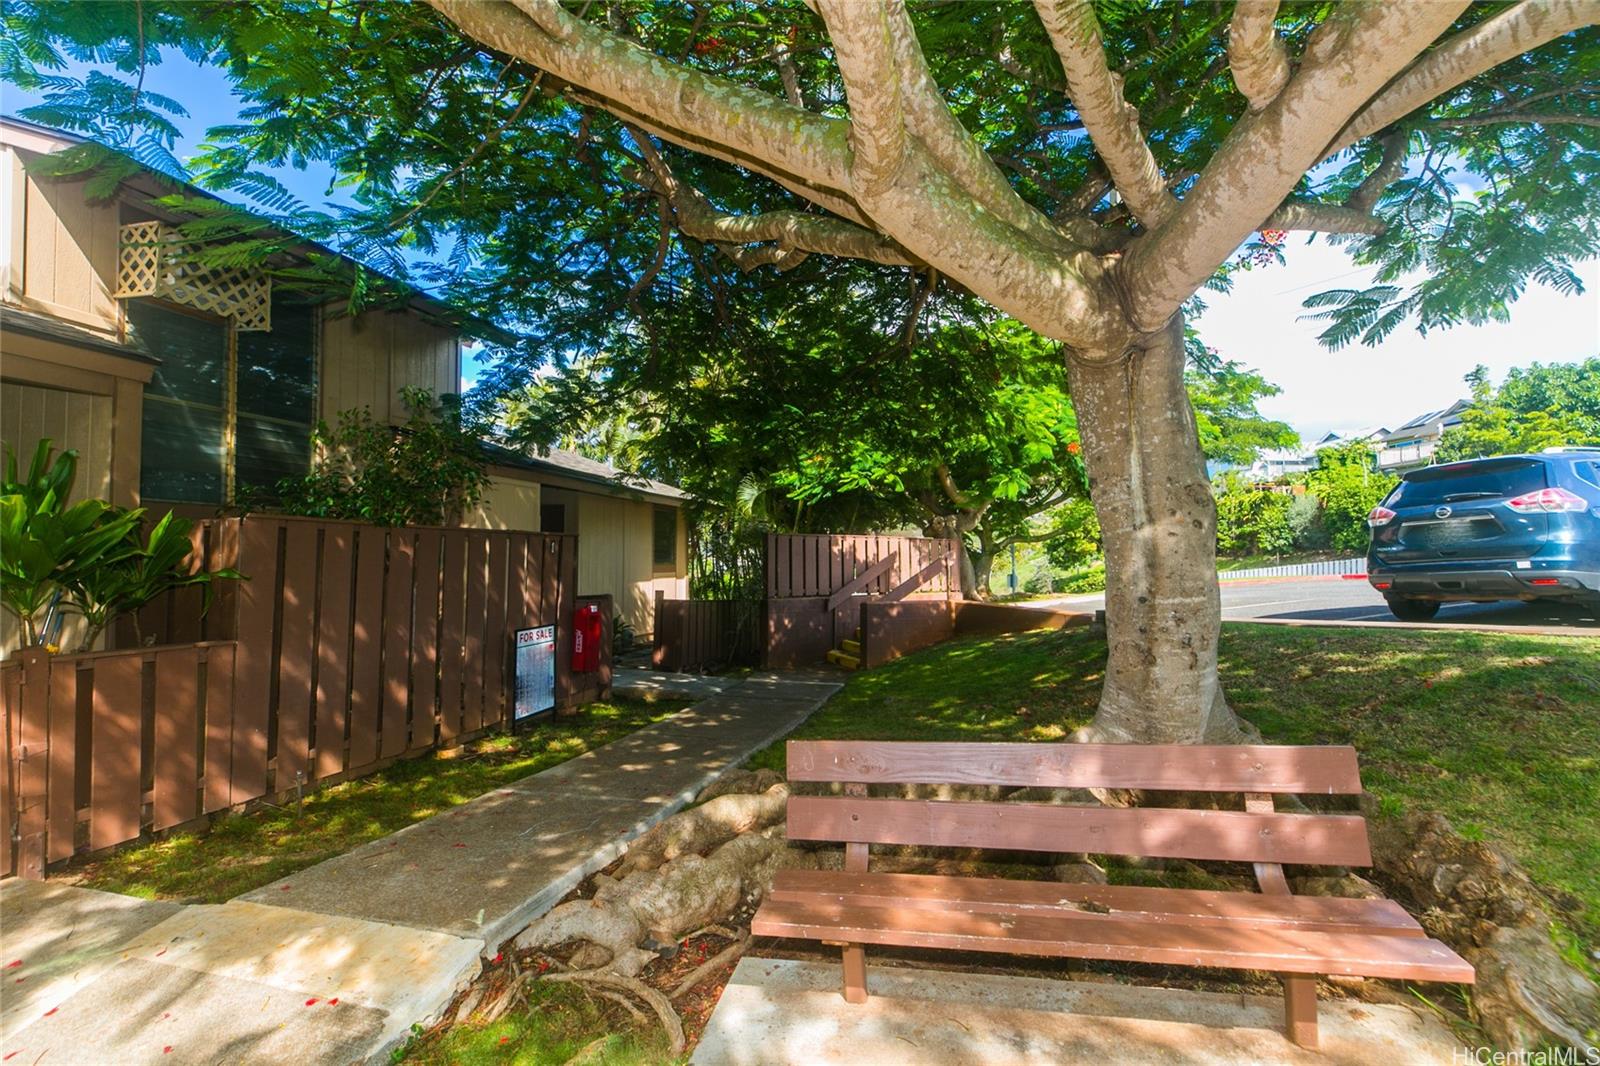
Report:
1194,242,1600,441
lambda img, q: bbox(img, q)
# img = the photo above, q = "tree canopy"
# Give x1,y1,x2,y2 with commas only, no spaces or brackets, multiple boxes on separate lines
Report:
1436,358,1600,460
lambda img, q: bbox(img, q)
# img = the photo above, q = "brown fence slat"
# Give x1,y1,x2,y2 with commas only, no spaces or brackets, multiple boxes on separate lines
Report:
313,528,354,780
347,525,386,770
481,533,509,729
89,654,144,851
786,796,1373,867
274,522,319,788
16,651,50,878
410,529,442,751
786,741,1363,794
230,518,280,803
152,646,200,831
380,531,414,759
45,654,78,862
0,664,15,876
438,530,466,743
203,645,236,813
208,518,241,640
461,534,488,734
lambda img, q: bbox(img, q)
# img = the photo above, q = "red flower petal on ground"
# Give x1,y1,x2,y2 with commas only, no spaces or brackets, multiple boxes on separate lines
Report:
305,998,319,1007
3,961,18,969
499,1037,510,1045
492,953,502,964
154,948,167,957
327,998,339,1006
13,978,22,984
163,1047,173,1055
452,843,467,848
280,885,293,891
4,1050,18,1060
42,1008,56,1017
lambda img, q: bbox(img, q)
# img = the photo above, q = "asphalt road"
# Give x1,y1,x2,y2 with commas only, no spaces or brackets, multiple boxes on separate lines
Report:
1033,575,1600,631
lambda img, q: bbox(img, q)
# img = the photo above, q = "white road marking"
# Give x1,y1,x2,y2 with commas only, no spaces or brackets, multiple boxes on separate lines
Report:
1221,597,1321,611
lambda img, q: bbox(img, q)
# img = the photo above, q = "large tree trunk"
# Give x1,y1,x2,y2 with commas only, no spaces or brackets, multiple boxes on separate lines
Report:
1065,316,1252,744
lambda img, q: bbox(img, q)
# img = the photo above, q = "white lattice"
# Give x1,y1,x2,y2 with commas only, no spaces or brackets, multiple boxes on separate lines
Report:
116,221,272,331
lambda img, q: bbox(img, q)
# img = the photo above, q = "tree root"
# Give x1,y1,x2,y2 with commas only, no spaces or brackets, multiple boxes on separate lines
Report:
620,784,789,873
671,930,749,1000
542,969,686,1055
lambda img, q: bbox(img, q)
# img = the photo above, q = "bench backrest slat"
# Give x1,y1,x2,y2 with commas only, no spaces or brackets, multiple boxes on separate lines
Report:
787,741,1362,795
786,796,1373,867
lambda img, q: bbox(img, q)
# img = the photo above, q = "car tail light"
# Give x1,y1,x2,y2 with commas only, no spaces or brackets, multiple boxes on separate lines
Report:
1505,487,1587,513
1373,581,1392,590
1367,506,1397,527
1528,578,1561,586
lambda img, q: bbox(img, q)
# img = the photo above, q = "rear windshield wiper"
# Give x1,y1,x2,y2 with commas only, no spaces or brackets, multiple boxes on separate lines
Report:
1439,491,1502,502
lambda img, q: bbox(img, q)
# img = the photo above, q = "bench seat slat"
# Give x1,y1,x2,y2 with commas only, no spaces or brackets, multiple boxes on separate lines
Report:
751,898,1474,984
786,741,1362,794
770,870,1424,937
787,796,1374,867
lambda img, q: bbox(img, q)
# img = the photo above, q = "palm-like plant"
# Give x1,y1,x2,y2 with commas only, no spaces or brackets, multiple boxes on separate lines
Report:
1,442,143,647
59,511,241,650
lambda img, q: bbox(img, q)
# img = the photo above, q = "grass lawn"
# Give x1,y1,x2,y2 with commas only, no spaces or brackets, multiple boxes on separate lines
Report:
401,981,672,1066
70,698,687,903
747,624,1600,946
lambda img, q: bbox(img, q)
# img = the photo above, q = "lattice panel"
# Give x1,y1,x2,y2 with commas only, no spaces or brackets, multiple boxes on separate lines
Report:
116,221,272,331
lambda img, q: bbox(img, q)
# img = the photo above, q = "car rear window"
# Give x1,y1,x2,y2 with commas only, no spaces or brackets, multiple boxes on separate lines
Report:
1391,458,1548,505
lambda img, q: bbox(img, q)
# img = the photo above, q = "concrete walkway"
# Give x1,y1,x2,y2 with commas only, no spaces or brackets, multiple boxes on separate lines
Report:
613,666,742,701
695,959,1467,1066
2,672,839,1065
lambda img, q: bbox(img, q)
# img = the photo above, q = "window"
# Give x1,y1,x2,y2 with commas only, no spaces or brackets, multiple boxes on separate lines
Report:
131,295,316,504
541,502,566,533
1576,462,1600,490
652,506,677,572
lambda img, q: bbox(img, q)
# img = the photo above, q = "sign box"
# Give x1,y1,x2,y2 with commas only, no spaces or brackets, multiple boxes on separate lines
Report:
514,624,556,723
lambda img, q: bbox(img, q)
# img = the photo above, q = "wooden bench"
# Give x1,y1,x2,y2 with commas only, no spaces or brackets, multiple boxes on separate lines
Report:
750,741,1474,1049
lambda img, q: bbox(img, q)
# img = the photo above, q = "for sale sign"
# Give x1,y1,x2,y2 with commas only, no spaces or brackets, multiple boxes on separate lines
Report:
514,624,556,722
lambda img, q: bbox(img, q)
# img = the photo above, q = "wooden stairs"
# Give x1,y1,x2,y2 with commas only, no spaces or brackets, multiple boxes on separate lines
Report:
825,632,862,671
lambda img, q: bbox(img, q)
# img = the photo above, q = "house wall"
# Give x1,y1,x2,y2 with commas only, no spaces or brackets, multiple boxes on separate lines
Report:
465,470,541,531
319,309,461,423
4,145,121,335
574,492,686,637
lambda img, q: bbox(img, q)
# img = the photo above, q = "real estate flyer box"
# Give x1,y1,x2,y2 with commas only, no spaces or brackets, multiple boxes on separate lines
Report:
514,624,556,723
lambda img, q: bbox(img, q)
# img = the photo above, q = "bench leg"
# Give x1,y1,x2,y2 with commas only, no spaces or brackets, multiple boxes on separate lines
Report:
1283,974,1319,1049
841,943,869,1004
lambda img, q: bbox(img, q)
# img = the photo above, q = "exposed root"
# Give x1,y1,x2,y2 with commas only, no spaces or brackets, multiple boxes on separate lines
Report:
620,784,789,873
542,969,686,1055
671,930,749,1000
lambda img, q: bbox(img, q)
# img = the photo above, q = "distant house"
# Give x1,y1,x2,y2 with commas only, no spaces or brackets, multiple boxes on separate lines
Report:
1236,445,1319,482
1372,399,1472,471
0,116,685,654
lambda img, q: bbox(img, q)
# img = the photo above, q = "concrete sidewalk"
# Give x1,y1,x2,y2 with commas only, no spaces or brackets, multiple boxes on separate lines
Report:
2,671,840,1065
694,959,1466,1066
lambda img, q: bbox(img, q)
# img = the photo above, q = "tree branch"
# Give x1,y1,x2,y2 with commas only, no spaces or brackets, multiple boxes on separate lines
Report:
813,0,907,196
1262,201,1386,236
1347,131,1409,215
1033,0,1176,229
625,126,914,269
1323,0,1600,159
429,0,853,192
1432,110,1600,129
1123,1,1471,330
1228,1,1289,111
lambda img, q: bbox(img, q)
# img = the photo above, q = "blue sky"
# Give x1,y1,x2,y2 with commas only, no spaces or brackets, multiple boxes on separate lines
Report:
6,49,1597,441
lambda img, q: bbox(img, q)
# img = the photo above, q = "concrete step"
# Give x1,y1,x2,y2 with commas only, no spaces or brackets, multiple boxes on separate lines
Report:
840,638,861,656
824,649,860,670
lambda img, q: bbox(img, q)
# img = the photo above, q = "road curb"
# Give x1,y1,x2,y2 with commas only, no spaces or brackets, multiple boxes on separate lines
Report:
1224,617,1594,638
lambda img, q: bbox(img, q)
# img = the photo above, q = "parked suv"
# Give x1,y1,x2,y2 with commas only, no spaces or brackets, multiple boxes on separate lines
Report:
1366,449,1600,620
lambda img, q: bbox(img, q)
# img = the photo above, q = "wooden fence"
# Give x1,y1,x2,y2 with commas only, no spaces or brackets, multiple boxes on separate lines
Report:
651,594,761,673
1,514,602,877
765,533,959,600
764,533,959,668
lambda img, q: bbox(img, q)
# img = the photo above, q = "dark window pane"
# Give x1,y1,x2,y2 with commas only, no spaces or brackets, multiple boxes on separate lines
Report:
236,415,311,499
126,301,226,406
237,298,316,423
652,507,676,569
1393,459,1547,505
140,397,224,503
541,503,566,534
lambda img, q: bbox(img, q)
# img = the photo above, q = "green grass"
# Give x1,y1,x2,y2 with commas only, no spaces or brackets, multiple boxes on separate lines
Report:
398,982,673,1066
72,699,687,902
749,625,1600,943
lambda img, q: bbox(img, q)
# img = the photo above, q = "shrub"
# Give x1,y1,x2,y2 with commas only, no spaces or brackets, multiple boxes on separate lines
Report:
1058,561,1106,594
1304,442,1396,552
272,387,488,527
1286,491,1329,551
1215,486,1292,557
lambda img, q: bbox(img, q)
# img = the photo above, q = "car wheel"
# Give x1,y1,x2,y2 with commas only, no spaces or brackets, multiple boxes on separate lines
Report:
1385,596,1441,621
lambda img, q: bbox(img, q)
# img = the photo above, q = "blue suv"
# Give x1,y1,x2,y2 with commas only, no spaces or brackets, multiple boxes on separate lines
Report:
1366,449,1600,620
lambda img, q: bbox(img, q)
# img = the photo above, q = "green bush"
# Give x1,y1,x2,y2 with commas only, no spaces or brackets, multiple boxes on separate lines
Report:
1304,442,1396,552
1285,492,1329,551
1058,561,1106,594
1215,486,1293,557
